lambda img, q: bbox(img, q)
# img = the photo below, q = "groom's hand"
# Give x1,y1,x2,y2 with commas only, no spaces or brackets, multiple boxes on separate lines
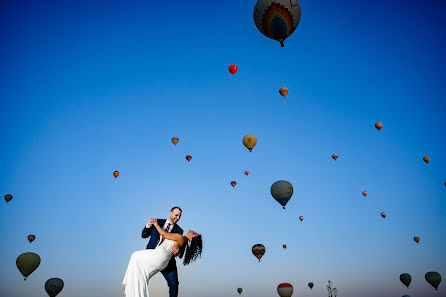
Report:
171,246,180,257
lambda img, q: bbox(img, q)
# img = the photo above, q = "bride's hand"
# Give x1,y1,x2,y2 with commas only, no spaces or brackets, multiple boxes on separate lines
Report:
149,218,157,226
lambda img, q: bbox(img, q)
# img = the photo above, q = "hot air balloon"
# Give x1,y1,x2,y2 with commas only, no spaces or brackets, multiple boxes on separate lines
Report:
277,283,293,297
362,191,367,197
282,244,287,249
332,154,338,161
229,64,237,75
243,135,257,152
423,156,430,164
400,273,412,288
375,122,383,131
381,212,387,218
245,171,249,176
16,252,41,280
45,278,64,297
231,181,237,188
237,288,243,294
271,180,293,209
4,193,13,203
299,216,304,222
253,0,301,47
444,182,446,187
252,244,265,262
113,171,119,178
308,282,314,290
425,271,441,290
28,235,35,243
414,236,420,244
186,155,192,162
279,87,288,98
171,136,179,146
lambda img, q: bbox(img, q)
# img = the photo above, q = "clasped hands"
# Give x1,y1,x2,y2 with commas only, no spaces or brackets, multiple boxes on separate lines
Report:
148,218,180,257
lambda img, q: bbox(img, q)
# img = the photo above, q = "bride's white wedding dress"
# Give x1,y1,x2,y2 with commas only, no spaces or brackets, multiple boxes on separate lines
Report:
122,239,175,297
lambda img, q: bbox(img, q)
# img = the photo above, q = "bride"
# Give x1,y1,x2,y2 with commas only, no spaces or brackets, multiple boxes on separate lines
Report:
122,219,202,297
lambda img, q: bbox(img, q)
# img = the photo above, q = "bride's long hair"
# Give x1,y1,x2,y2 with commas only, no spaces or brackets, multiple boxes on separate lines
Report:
183,235,202,265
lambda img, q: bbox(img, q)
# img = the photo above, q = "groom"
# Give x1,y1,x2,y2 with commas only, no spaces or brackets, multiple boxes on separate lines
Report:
141,206,185,297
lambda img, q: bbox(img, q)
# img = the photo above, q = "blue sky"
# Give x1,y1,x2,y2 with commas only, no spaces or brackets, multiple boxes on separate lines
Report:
1,0,445,297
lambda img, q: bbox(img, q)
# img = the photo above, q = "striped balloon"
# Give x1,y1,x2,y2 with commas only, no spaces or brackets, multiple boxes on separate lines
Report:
45,278,64,297
277,283,293,297
16,252,41,280
252,244,266,261
253,0,301,47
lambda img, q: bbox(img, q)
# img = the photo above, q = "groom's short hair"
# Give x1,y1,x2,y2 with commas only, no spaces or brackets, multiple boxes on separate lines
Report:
171,206,182,212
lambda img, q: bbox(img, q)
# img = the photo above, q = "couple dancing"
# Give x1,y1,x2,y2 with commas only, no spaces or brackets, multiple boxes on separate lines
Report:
122,207,203,297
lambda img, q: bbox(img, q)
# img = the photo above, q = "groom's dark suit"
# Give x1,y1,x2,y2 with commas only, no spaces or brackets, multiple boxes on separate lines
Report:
142,219,185,297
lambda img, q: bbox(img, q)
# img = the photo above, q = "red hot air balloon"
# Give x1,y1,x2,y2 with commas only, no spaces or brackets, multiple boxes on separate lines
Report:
171,136,179,146
332,154,338,161
277,283,293,297
375,122,383,131
414,236,420,244
362,191,367,197
28,235,35,243
245,170,249,176
231,181,237,188
113,171,119,178
423,156,430,164
381,212,387,218
4,194,13,203
186,155,192,162
279,87,288,98
228,64,237,75
299,216,304,222
282,244,287,249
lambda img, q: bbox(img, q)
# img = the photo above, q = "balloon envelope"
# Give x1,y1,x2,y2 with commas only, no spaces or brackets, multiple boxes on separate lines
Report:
414,236,420,244
171,137,179,146
308,282,314,289
253,0,301,47
186,155,192,162
231,181,237,188
362,191,367,197
299,216,304,222
282,244,287,249
400,273,412,288
16,252,41,280
425,272,441,290
113,171,119,178
229,64,237,75
237,288,243,294
332,154,338,160
252,244,265,261
45,278,64,297
381,212,387,218
4,193,13,202
245,171,249,176
375,122,383,130
242,135,257,152
28,235,35,243
277,283,293,297
423,156,430,164
271,180,293,209
279,87,288,98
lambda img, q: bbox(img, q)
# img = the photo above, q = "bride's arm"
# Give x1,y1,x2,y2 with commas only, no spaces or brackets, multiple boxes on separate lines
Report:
153,221,185,244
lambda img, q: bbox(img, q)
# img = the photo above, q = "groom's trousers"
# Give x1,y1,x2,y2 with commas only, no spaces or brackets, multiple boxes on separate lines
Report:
161,266,179,297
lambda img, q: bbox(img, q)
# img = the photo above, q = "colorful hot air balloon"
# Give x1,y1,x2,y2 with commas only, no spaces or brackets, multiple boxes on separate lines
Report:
362,191,367,197
237,288,243,294
252,244,265,262
308,282,314,290
186,155,192,162
425,271,441,290
400,273,412,288
28,235,35,243
271,180,293,209
375,122,383,131
243,135,257,152
171,136,179,146
414,236,420,244
277,283,293,297
229,64,238,75
245,170,249,176
423,156,430,164
279,87,288,98
299,216,304,222
381,212,387,218
253,0,301,47
282,244,287,249
332,154,338,161
16,252,41,280
4,193,13,203
113,171,119,178
231,181,237,188
45,278,64,297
